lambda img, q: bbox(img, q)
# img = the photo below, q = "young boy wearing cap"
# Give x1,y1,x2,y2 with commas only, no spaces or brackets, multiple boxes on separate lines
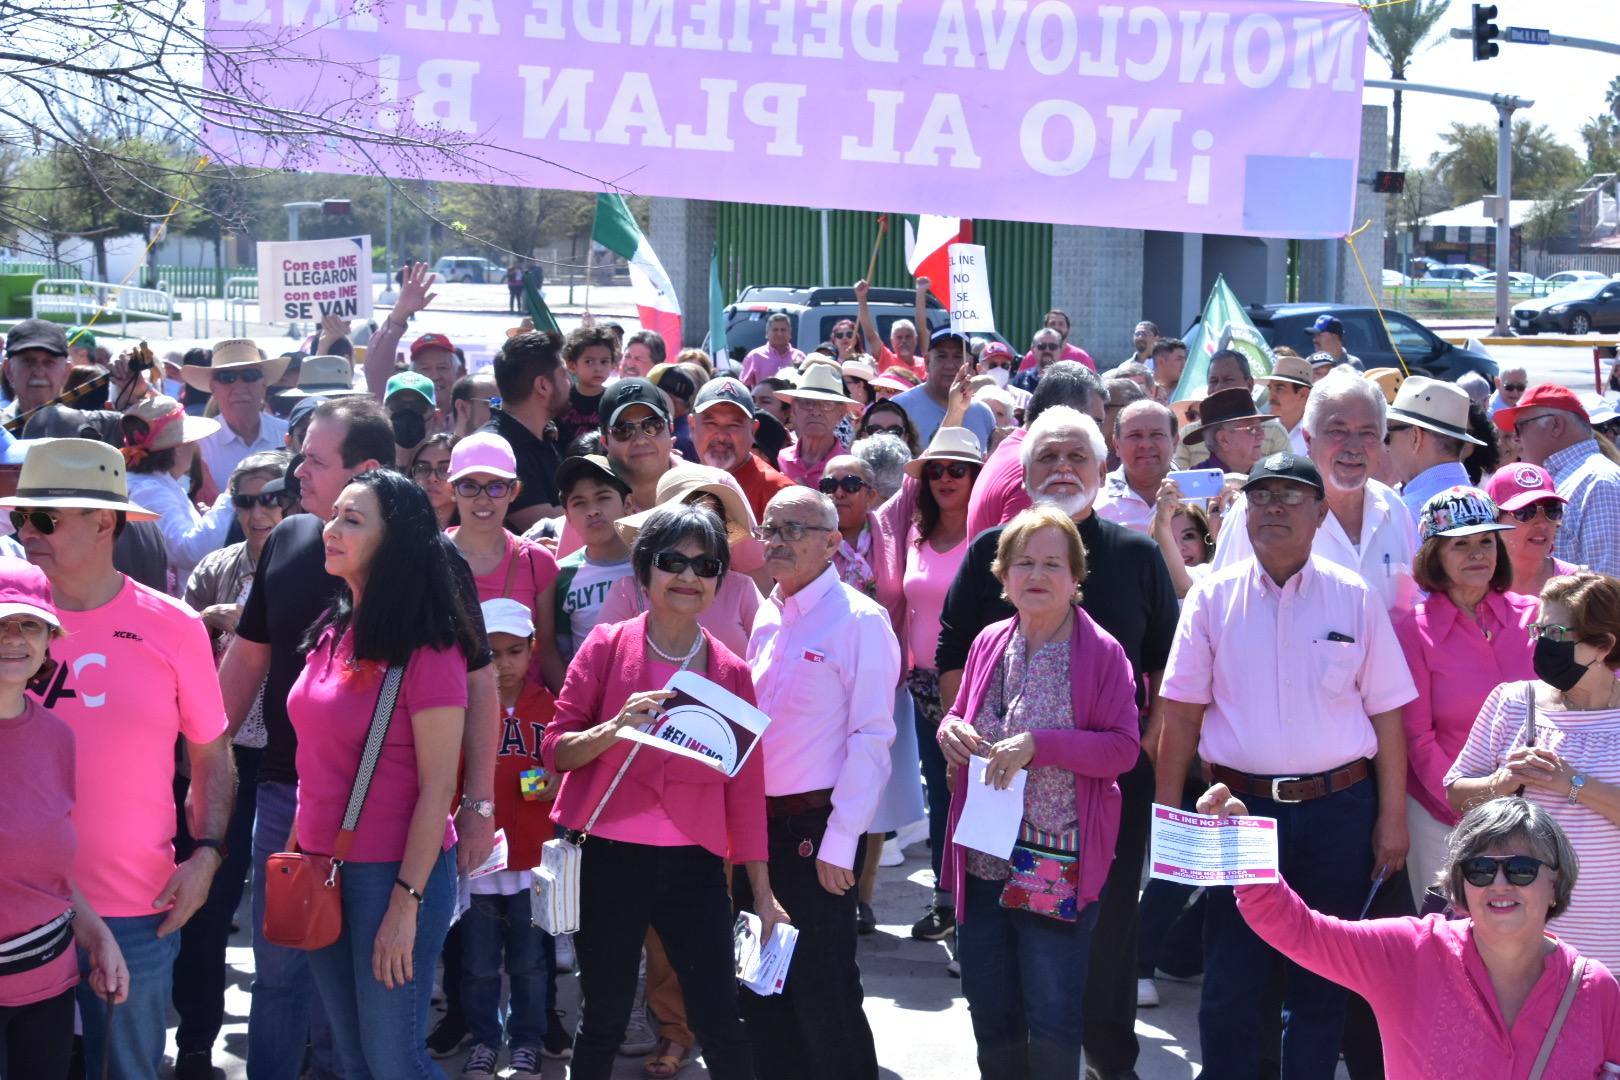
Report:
461,598,563,1078
552,456,634,660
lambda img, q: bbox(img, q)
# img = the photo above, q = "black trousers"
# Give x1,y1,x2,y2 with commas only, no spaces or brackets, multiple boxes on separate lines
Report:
733,806,877,1080
1082,748,1154,1076
573,839,754,1080
0,985,74,1080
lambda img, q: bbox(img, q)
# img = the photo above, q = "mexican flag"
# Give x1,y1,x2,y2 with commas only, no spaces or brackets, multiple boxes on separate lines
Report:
593,194,682,356
904,215,971,310
1174,275,1275,402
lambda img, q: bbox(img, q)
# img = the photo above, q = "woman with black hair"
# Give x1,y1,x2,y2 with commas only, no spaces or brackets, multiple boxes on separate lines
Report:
288,468,482,1080
859,399,923,458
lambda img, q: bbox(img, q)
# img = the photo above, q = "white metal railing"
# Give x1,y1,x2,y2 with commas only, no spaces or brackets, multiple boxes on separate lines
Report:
29,278,176,337
224,276,260,336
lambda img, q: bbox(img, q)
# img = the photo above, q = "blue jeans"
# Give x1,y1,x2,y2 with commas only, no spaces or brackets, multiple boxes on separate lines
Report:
1199,776,1378,1080
914,690,952,893
77,912,180,1080
957,876,1100,1080
306,849,457,1080
1135,880,1204,979
249,779,337,1080
461,888,552,1048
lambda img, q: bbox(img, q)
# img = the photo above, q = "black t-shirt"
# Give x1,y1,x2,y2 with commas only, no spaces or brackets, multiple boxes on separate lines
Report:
555,387,603,451
237,513,491,786
481,410,561,514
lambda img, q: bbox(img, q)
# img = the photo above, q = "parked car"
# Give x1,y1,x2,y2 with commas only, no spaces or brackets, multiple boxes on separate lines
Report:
713,285,961,365
1382,268,1417,288
1511,280,1620,335
1246,303,1497,383
1466,272,1541,290
1543,270,1612,288
431,256,503,284
1421,264,1493,283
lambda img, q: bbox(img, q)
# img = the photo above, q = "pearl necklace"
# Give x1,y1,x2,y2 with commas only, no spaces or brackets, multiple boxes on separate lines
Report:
648,630,703,665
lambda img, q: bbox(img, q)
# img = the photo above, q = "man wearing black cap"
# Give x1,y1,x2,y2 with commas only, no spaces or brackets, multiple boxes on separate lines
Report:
1184,387,1268,475
1156,452,1415,1080
691,376,794,520
599,377,676,512
1309,314,1362,370
480,331,570,531
3,318,72,424
890,327,998,449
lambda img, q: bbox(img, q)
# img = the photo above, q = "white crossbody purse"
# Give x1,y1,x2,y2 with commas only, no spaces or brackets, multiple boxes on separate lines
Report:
531,742,642,934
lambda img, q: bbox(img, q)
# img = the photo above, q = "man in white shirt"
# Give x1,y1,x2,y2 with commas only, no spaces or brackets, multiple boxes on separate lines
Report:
187,339,290,487
738,486,900,1080
1097,400,1175,534
1487,366,1528,417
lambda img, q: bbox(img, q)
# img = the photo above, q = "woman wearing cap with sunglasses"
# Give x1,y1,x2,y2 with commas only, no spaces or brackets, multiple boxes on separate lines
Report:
0,560,128,1078
1392,487,1537,910
1486,463,1580,599
1201,788,1620,1078
542,503,780,1080
447,431,567,693
120,395,235,590
1444,571,1620,972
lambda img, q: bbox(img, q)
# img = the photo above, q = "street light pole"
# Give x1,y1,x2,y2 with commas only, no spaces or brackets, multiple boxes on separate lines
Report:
284,201,320,242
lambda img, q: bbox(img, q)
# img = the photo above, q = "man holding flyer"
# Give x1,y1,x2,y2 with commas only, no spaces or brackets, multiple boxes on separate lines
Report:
1154,451,1416,1080
737,486,901,1080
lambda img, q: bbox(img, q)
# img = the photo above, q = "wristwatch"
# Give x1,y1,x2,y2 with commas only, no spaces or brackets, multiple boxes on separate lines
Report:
459,796,495,819
1569,774,1588,805
192,838,228,860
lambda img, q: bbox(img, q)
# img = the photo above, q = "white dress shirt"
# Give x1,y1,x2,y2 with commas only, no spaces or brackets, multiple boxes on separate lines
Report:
126,472,235,589
1095,467,1154,534
197,412,289,492
748,564,901,870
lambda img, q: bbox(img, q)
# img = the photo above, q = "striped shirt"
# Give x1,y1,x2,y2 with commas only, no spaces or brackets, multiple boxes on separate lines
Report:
1545,440,1620,579
1445,681,1620,972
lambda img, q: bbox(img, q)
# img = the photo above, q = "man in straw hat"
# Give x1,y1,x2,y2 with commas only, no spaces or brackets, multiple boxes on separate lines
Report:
3,438,234,1080
276,353,366,400
1258,354,1315,456
891,327,998,449
775,363,859,490
186,339,290,486
1382,376,1487,532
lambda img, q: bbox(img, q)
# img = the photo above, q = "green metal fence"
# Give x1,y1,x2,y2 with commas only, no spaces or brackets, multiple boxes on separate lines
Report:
714,205,1052,351
140,266,254,298
0,262,81,278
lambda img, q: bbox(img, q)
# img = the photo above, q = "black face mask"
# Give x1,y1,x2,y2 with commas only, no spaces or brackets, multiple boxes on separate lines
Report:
391,409,426,449
1533,636,1589,693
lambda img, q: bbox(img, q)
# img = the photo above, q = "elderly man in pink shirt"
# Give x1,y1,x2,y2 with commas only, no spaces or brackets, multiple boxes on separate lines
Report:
737,485,900,1080
1156,450,1417,1080
739,313,805,387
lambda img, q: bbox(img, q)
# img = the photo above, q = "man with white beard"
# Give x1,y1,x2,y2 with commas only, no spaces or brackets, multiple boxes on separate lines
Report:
935,406,1178,1080
689,376,795,521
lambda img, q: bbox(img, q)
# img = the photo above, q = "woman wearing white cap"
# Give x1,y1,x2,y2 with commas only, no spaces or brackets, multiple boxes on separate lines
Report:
120,395,234,590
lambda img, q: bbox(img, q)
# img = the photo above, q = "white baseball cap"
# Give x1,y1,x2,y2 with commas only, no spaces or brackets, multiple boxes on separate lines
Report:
480,597,534,638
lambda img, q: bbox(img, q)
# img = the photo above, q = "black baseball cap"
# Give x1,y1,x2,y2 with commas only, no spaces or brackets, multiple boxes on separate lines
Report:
556,453,630,498
6,318,68,357
647,364,696,405
693,376,754,416
929,326,971,348
598,377,671,427
1243,451,1324,495
1309,315,1346,338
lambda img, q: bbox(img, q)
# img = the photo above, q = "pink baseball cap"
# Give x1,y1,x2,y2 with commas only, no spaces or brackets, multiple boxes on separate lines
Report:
1483,463,1567,513
448,431,518,483
0,560,60,627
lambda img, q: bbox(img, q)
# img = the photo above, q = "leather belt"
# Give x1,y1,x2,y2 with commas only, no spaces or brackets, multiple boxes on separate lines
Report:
1207,758,1369,804
765,789,834,819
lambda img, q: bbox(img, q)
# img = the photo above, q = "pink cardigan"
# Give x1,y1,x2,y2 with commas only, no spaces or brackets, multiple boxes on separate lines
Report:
541,614,768,864
939,607,1139,918
1237,880,1620,1080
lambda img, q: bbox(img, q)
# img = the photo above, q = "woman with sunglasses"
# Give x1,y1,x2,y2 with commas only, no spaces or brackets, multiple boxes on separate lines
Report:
1446,571,1620,973
1199,791,1620,1078
408,433,456,530
858,399,922,457
120,395,235,590
542,504,781,1080
1485,464,1579,599
1392,487,1537,910
446,432,567,693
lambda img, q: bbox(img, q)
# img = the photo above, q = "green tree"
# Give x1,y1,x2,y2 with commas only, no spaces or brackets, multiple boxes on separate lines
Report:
1367,0,1452,170
1429,119,1584,205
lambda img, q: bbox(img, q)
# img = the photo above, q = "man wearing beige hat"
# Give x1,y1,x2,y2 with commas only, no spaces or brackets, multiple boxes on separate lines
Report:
277,354,366,399
1384,376,1487,531
187,340,290,486
2,438,233,1080
1258,354,1315,456
776,364,859,490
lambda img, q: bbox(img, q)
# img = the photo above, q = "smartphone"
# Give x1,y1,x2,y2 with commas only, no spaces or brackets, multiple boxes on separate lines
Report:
1168,468,1225,499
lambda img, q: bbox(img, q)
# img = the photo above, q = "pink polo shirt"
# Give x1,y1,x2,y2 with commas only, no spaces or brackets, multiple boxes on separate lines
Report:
1394,589,1537,826
1236,879,1620,1080
1162,556,1417,775
1018,343,1095,372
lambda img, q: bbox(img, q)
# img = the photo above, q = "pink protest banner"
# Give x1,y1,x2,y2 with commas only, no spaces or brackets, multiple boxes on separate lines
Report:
204,0,1368,238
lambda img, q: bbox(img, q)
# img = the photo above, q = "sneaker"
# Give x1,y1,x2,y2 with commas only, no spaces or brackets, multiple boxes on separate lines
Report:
619,996,658,1056
911,905,956,941
1137,978,1160,1008
542,1012,574,1060
554,932,577,973
173,1050,213,1080
460,1043,499,1079
426,1012,470,1059
894,818,930,851
879,837,904,866
856,901,877,935
508,1044,543,1080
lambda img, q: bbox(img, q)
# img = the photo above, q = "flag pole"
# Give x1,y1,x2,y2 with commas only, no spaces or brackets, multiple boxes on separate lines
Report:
865,215,889,283
584,197,599,316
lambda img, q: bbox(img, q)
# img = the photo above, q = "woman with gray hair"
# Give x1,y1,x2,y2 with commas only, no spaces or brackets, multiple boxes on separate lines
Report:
1198,789,1620,1077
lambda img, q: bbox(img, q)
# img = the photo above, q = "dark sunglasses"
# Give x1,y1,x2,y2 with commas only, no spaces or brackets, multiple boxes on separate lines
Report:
819,475,871,495
831,331,855,340
453,479,515,499
1382,423,1412,445
232,492,291,510
1460,854,1551,888
922,461,974,481
608,416,668,442
862,423,904,438
211,368,265,385
1035,343,1062,352
651,551,723,579
1501,383,1526,393
8,508,90,535
1509,502,1564,523
410,462,451,481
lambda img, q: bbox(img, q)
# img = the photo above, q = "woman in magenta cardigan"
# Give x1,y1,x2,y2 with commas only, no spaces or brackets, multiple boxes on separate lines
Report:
1396,486,1536,908
541,504,782,1080
936,505,1139,1080
1202,788,1620,1080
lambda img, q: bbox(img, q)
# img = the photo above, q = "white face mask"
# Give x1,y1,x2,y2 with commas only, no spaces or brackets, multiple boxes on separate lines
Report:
986,367,1009,388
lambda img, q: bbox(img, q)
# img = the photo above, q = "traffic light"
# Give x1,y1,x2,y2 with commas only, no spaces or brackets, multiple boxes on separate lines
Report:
1372,172,1406,194
1471,4,1499,61
322,199,352,215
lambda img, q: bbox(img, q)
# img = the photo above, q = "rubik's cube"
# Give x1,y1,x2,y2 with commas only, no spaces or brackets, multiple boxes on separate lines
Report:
520,768,550,801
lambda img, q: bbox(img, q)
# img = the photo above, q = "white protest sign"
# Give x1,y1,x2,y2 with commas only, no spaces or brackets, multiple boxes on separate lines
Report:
258,236,372,323
947,243,995,335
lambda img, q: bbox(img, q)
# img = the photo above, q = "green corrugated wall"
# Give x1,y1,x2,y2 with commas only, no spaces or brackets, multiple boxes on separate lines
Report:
714,204,1052,351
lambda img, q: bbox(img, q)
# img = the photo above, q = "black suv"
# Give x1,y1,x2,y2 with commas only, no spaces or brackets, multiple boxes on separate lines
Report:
1245,303,1497,384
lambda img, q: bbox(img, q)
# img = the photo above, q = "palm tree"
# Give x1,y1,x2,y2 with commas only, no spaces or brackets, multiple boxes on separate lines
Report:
1367,0,1454,170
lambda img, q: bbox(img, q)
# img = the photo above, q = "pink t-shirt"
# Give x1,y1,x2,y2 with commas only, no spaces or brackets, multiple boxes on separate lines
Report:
597,570,761,659
454,530,560,620
903,533,968,673
290,629,469,862
0,698,78,1006
37,578,227,917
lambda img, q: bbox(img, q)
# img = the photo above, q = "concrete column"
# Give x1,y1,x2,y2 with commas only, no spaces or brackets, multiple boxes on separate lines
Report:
1343,104,1389,307
1050,225,1144,364
648,197,717,347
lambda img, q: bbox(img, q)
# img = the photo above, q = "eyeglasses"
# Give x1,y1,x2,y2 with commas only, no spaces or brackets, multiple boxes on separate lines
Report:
1246,488,1313,507
1501,383,1527,393
608,416,668,442
9,508,93,534
232,492,291,510
831,331,854,340
862,423,904,438
453,479,515,499
1514,413,1558,437
1460,855,1552,888
1508,503,1564,523
818,475,871,495
1035,343,1062,352
1382,423,1412,445
794,398,842,414
753,522,833,543
1528,622,1577,643
410,462,452,481
650,551,724,579
923,461,974,481
211,369,264,385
